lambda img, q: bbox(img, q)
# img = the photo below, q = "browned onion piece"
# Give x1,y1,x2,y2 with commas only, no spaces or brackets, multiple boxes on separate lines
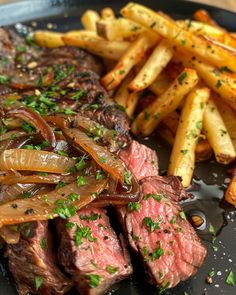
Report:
7,107,56,147
0,173,76,185
93,174,141,206
62,128,126,184
0,226,20,244
0,176,107,227
10,71,54,89
0,149,75,173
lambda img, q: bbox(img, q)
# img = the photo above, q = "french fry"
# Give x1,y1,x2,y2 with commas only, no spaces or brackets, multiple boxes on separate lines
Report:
131,68,199,136
121,3,236,71
148,70,172,96
168,86,210,187
193,9,219,27
96,18,144,41
203,98,236,164
101,7,116,20
101,32,159,90
225,167,236,206
81,10,100,31
34,30,64,48
158,111,213,162
214,96,236,150
62,32,130,60
113,70,140,118
128,39,174,91
173,50,236,105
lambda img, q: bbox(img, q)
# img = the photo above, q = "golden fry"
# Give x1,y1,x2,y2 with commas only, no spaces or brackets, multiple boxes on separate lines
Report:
101,7,115,20
168,86,210,187
131,68,199,136
129,39,174,91
62,32,130,60
81,10,100,31
101,32,159,90
121,3,236,71
203,98,236,164
149,71,172,96
34,30,64,48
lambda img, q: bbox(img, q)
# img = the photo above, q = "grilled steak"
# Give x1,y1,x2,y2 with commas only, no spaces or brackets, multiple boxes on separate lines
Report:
118,141,207,288
5,221,72,295
56,208,132,295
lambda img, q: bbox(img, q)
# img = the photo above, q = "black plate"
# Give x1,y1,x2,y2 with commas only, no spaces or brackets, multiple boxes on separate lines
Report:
0,1,235,295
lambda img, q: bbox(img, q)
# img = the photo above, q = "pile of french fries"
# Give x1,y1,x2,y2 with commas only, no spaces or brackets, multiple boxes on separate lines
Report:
34,3,236,204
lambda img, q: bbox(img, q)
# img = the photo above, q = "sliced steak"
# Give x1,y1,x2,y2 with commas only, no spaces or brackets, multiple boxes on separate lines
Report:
56,208,132,295
118,141,207,288
5,221,72,295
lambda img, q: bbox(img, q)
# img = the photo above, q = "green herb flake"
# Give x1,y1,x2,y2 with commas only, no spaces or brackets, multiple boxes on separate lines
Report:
128,202,141,212
226,271,234,286
208,270,215,277
87,274,101,288
75,155,87,171
170,216,176,224
71,90,84,100
35,276,43,291
66,222,75,229
124,170,132,185
180,149,188,155
143,193,163,202
151,241,164,260
179,211,187,220
209,223,215,235
144,111,150,120
77,176,86,186
216,79,222,88
16,45,26,52
74,225,97,246
21,192,32,199
56,181,65,190
39,237,47,250
95,170,105,180
219,66,233,73
220,129,227,136
181,39,187,47
142,217,160,232
99,156,106,163
196,120,202,130
106,265,119,274
79,211,101,222
119,70,125,75
57,150,68,157
178,72,187,85
21,121,36,133
0,75,9,84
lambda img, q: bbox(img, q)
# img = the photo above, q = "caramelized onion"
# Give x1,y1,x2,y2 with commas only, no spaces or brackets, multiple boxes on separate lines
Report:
7,107,56,147
0,149,75,173
0,173,76,185
0,176,107,227
0,226,20,244
0,130,26,142
63,128,126,184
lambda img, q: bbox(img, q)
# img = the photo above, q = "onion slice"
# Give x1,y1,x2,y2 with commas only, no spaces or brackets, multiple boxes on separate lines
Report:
7,107,56,147
63,128,126,184
0,176,107,227
0,173,75,185
0,226,20,244
0,149,75,173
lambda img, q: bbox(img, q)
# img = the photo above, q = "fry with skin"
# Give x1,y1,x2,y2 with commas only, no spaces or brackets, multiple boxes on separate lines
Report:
168,86,210,187
101,32,159,90
131,68,199,136
193,9,219,27
34,31,64,48
81,10,100,31
203,98,236,164
96,18,145,41
149,70,172,96
101,7,115,20
121,3,236,71
158,112,212,162
214,95,236,150
225,167,236,206
128,39,174,91
62,32,130,60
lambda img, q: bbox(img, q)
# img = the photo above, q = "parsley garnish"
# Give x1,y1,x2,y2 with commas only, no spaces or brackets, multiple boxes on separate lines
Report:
106,265,119,274
142,217,160,232
87,274,101,288
124,170,132,185
39,237,47,250
128,202,141,212
226,271,234,286
35,276,43,291
74,225,97,246
77,176,86,186
178,72,187,85
151,241,164,260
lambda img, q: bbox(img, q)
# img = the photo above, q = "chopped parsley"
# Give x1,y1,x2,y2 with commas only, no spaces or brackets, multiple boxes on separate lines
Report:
219,66,233,73
181,39,187,47
226,271,234,286
35,276,43,291
196,120,202,130
106,265,119,274
54,198,77,219
178,72,187,85
179,211,187,220
79,211,102,222
21,121,36,133
95,170,105,180
216,79,222,88
170,216,176,224
39,237,47,250
208,270,215,277
144,111,150,120
71,90,84,100
66,222,75,229
56,181,65,190
74,225,97,246
57,150,68,157
75,155,87,171
77,176,86,186
99,156,106,163
0,75,9,84
142,217,160,232
21,192,32,199
143,193,163,202
124,170,132,185
180,149,188,155
128,202,141,212
151,241,164,260
87,274,101,288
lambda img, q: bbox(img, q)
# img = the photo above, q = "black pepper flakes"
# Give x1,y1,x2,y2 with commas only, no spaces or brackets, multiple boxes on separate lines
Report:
103,236,109,240
25,208,34,215
11,204,18,209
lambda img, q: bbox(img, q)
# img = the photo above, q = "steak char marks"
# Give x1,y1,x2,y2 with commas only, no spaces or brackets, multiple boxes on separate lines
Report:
56,208,132,295
118,141,207,288
5,221,72,295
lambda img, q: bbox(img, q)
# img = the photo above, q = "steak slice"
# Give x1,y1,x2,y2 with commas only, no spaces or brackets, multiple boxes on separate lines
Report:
5,221,72,295
56,208,132,295
118,141,207,288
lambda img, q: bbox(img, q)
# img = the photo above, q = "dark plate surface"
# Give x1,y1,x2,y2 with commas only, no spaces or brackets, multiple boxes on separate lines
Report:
0,1,235,295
